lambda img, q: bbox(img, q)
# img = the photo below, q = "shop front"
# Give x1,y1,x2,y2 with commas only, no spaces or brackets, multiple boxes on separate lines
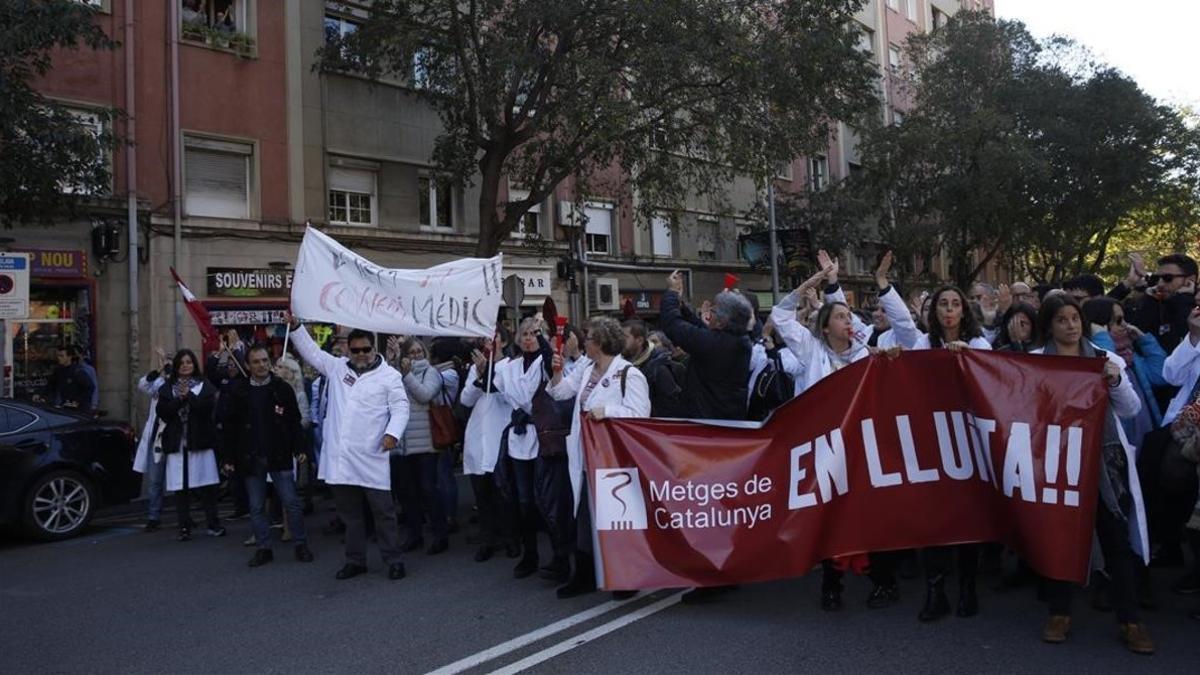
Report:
3,249,96,401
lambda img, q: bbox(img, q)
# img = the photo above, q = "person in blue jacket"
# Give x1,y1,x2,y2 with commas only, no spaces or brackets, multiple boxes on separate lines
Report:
1085,297,1168,444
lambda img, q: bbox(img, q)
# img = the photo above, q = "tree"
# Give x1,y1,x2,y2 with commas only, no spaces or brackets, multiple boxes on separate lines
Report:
320,0,880,257
0,0,116,227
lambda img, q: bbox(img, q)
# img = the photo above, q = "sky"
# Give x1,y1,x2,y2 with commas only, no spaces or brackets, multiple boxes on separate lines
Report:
995,0,1200,110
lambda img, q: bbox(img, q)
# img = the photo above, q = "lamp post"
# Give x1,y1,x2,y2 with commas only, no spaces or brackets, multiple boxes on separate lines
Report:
558,218,583,323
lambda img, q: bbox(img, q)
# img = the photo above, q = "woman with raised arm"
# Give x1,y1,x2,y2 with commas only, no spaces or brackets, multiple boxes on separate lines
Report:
770,258,901,611
156,350,225,542
1032,294,1154,655
874,251,990,622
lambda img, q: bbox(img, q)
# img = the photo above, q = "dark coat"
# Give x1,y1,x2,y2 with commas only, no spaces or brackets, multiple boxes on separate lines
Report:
155,379,219,457
221,375,304,474
659,290,751,420
635,346,685,418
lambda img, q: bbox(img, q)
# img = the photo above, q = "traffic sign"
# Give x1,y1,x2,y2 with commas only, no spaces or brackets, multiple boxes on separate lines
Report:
0,253,31,320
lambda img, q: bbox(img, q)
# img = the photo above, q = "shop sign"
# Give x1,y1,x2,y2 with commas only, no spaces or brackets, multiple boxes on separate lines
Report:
0,253,31,319
508,268,552,297
619,290,663,313
207,268,294,298
24,249,88,278
210,309,288,326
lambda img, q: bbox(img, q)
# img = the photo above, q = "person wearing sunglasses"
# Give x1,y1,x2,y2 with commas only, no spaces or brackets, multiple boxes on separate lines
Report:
287,312,411,582
1085,298,1169,444
1111,253,1198,353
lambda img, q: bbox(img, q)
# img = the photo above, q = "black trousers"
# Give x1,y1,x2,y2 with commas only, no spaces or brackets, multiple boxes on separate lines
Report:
1046,500,1140,624
821,552,898,591
176,484,220,530
469,472,513,546
535,454,576,558
922,543,979,583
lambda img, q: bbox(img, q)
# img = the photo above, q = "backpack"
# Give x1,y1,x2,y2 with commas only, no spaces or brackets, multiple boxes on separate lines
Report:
747,351,794,422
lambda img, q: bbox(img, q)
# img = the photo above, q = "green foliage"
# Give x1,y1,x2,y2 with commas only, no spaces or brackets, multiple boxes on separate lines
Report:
320,0,880,256
0,0,117,227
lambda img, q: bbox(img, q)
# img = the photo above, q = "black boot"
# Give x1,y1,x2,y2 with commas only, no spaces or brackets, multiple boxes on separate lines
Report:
918,575,951,622
513,515,539,579
557,551,598,599
539,554,571,583
956,575,978,617
1171,529,1200,595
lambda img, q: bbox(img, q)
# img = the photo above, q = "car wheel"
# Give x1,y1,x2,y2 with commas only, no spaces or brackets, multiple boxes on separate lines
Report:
22,470,95,541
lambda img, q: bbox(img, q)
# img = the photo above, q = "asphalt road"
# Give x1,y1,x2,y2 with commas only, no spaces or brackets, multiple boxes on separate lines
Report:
1,499,1197,674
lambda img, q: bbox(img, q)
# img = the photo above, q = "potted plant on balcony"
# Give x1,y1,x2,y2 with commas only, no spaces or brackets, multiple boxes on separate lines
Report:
180,20,207,42
229,32,256,58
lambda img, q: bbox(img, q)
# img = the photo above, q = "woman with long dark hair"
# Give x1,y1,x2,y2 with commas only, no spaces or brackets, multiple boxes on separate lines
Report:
1031,294,1154,654
877,253,991,622
156,349,224,541
993,303,1039,352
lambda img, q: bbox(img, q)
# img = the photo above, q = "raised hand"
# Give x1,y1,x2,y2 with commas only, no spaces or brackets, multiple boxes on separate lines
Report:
667,270,684,294
997,283,1012,312
1126,252,1146,287
817,250,839,284
875,251,894,290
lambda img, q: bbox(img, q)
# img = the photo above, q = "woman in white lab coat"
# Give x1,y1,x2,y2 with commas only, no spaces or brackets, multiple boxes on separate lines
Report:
155,349,224,541
1032,293,1153,654
546,317,651,599
462,331,519,562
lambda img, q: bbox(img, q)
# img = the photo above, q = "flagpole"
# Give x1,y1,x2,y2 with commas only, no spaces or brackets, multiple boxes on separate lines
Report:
279,321,292,368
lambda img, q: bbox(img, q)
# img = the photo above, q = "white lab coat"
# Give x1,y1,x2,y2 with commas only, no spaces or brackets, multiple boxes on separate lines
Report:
1162,335,1200,425
460,360,511,475
163,380,219,491
878,285,992,351
132,373,166,474
748,342,806,402
546,355,651,513
292,327,409,491
771,290,871,394
1032,346,1149,562
494,355,543,461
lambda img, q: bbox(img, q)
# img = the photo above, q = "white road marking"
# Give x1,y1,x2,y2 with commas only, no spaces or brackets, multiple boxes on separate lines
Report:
486,591,685,675
425,593,654,675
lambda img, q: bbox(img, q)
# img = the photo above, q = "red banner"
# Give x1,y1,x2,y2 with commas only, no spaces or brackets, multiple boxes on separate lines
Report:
583,350,1109,589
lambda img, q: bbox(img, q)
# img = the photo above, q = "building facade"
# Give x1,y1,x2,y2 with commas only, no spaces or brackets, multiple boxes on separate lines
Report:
9,0,993,419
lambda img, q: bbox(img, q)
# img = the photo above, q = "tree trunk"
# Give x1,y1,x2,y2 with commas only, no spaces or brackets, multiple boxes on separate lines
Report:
474,150,506,258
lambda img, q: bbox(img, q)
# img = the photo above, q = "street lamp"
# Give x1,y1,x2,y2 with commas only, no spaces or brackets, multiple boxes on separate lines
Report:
557,210,584,322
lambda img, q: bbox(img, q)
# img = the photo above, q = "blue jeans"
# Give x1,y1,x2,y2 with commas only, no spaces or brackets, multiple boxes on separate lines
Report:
144,456,167,521
245,471,307,549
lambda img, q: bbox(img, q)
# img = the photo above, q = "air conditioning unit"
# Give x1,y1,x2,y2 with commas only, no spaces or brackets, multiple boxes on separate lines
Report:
557,200,575,226
588,277,619,312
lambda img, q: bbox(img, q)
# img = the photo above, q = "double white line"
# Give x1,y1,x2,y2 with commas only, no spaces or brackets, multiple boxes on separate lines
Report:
425,590,686,675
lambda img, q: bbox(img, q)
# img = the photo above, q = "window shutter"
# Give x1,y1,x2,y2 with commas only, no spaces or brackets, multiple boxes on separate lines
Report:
651,216,671,257
329,167,374,194
584,207,611,236
185,148,248,219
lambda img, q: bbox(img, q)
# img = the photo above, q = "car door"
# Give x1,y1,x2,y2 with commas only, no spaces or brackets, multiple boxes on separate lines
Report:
0,403,51,523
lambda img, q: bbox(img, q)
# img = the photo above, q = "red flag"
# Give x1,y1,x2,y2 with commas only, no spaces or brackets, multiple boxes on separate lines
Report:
622,298,636,319
170,268,219,348
723,273,740,290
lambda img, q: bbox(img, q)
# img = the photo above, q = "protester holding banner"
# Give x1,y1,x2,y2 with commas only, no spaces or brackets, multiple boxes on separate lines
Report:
1030,293,1154,654
156,350,225,542
287,312,410,581
876,252,992,622
659,271,752,420
463,334,520,562
392,337,451,556
547,317,651,599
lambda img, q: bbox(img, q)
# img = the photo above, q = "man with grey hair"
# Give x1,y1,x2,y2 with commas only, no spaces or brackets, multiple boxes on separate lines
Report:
659,271,753,420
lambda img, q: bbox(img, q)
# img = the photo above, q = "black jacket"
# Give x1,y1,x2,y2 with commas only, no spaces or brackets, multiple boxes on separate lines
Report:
634,346,685,418
659,290,751,420
1111,283,1196,352
155,379,219,457
221,375,304,474
45,363,94,413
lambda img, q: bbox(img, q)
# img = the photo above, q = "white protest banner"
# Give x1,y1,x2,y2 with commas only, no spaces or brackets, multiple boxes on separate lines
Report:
290,226,504,338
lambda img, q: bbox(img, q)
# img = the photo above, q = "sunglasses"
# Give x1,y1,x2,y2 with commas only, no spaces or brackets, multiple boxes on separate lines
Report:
1149,273,1184,284
349,346,373,354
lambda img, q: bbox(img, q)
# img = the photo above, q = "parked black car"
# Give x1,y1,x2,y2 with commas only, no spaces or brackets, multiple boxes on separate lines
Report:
0,400,139,541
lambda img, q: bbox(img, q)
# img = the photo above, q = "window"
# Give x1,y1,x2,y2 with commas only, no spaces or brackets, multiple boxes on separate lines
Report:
892,110,905,126
809,155,828,192
776,162,794,181
583,205,613,255
323,13,359,45
905,0,917,21
508,189,541,238
857,28,874,56
651,216,672,258
697,221,717,261
0,406,37,435
888,46,901,74
328,167,376,226
886,0,899,10
181,1,247,34
60,108,107,195
418,175,453,229
184,137,252,219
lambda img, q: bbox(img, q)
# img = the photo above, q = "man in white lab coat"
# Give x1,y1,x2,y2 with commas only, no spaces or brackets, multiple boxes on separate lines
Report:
287,313,410,581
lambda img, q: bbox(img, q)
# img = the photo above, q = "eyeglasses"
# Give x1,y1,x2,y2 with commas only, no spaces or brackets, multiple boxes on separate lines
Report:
349,347,373,355
1151,273,1181,284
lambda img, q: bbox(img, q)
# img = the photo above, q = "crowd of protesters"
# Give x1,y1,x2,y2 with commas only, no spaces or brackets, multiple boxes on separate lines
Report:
121,249,1198,656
